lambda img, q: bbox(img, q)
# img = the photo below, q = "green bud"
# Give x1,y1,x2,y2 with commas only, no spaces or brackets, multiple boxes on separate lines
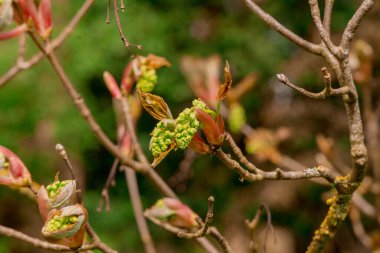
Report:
175,108,200,150
150,121,175,157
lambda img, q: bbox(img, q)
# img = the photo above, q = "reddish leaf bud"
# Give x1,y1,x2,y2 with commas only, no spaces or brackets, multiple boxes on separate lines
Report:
146,198,199,228
0,145,32,187
103,71,122,99
188,131,210,154
195,108,223,146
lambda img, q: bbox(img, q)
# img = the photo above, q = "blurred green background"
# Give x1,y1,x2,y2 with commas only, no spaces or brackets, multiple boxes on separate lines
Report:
1,0,379,252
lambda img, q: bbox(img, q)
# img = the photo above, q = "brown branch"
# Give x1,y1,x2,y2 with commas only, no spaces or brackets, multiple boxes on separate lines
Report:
244,0,321,55
177,196,215,239
112,0,141,50
208,228,232,253
120,97,149,165
225,132,261,174
215,149,335,183
276,70,351,99
0,224,115,253
168,149,197,189
323,0,334,35
340,0,375,52
245,204,274,253
97,159,119,212
124,166,156,253
308,0,341,57
86,224,118,253
55,143,82,203
0,0,95,88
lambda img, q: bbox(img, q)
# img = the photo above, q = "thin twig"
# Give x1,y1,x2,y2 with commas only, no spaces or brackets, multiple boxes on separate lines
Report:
97,159,119,212
245,204,275,253
340,0,375,52
323,0,334,34
112,0,138,49
0,0,95,87
308,0,341,58
17,33,26,65
225,132,261,174
106,0,111,24
0,224,116,253
124,166,157,253
215,149,335,183
168,149,197,189
244,0,321,55
55,143,82,203
276,71,351,99
178,196,215,239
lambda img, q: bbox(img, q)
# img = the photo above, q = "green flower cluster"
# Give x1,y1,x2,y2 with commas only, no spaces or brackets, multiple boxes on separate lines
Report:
45,214,78,232
137,65,158,92
150,121,175,156
228,103,246,133
192,99,208,110
175,108,200,149
46,180,70,199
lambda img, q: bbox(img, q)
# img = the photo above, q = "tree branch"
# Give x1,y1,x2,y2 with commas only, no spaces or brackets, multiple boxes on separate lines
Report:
340,0,375,53
276,69,351,99
323,0,334,35
215,149,335,183
0,0,95,88
124,166,156,253
308,0,341,57
244,0,321,55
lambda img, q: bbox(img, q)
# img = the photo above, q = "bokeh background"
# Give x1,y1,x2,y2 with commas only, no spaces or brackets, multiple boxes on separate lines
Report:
1,0,380,252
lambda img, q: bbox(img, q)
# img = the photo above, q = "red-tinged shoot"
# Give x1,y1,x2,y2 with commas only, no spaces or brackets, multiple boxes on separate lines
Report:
17,0,53,40
188,131,210,155
0,145,32,187
146,198,199,228
103,71,122,99
37,0,53,40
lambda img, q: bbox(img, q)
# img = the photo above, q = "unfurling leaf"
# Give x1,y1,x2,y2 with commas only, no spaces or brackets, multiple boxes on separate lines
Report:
195,108,224,146
38,180,77,220
139,91,173,120
0,145,32,187
189,131,210,154
145,54,171,69
217,60,232,100
42,204,88,248
145,198,199,228
151,142,177,168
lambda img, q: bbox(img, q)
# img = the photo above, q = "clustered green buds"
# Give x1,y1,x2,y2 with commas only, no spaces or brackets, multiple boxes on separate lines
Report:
46,180,70,199
44,214,79,236
150,121,175,157
137,64,158,92
41,204,87,248
228,102,246,133
38,178,77,220
175,108,199,150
